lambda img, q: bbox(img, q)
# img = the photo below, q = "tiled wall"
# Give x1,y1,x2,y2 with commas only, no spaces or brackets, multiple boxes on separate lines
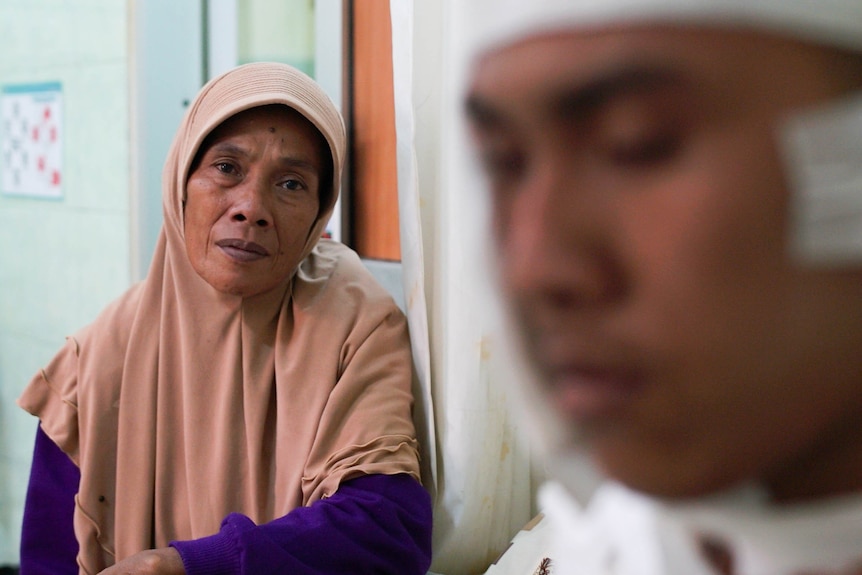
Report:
239,0,316,75
0,0,131,562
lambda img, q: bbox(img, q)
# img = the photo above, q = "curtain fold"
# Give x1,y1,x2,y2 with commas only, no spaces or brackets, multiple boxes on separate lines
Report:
391,2,538,573
390,0,438,504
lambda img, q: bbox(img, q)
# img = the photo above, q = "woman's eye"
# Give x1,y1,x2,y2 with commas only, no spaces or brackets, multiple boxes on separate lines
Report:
215,162,238,175
280,178,305,191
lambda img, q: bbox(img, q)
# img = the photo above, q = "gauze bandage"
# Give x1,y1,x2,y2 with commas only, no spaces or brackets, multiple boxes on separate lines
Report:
781,92,862,265
470,0,862,57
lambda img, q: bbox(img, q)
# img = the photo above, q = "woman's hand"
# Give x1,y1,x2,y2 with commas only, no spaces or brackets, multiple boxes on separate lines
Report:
97,547,185,575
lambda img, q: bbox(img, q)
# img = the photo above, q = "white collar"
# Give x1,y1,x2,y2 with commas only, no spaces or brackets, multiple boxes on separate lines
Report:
539,480,862,575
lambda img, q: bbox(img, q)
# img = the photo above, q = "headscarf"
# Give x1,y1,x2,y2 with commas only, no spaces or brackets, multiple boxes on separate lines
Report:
18,62,421,573
163,61,344,249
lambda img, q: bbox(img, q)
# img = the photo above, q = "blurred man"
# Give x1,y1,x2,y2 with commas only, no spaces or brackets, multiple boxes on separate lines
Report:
465,1,862,573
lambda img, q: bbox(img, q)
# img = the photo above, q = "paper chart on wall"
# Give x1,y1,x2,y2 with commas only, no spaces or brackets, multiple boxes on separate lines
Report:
1,82,63,199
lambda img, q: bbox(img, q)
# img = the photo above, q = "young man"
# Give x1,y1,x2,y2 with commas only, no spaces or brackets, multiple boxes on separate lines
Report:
465,2,862,573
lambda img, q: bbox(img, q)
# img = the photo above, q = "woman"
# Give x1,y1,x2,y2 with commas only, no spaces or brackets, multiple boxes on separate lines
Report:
18,62,432,575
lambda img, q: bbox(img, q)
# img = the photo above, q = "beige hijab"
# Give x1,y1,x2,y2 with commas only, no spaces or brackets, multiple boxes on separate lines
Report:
18,62,421,573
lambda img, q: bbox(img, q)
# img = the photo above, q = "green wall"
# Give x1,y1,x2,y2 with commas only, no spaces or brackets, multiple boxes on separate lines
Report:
0,0,131,562
239,0,315,74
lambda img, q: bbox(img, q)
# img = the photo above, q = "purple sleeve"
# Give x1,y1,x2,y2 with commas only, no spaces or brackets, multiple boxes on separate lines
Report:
18,428,432,575
172,473,433,575
20,425,80,575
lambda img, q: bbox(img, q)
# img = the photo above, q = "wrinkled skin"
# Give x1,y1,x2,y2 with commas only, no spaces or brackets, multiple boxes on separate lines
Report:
184,104,325,298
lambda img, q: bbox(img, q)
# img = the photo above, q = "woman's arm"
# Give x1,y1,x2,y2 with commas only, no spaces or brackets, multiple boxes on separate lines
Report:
20,429,432,575
171,473,432,575
20,424,80,575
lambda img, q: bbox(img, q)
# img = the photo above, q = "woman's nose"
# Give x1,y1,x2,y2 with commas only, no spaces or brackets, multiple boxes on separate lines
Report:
229,178,271,228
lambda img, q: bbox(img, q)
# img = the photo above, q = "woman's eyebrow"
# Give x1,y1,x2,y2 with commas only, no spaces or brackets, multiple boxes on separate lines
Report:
274,156,320,173
205,141,319,172
206,141,249,158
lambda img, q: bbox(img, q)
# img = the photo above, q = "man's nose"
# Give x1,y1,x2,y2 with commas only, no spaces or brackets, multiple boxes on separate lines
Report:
229,177,272,228
499,158,623,308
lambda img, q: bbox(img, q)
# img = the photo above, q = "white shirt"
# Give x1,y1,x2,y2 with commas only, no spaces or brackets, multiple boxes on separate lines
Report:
534,480,862,575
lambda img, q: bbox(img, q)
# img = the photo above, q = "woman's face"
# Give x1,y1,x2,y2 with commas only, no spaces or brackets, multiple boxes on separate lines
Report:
467,26,862,500
184,105,326,298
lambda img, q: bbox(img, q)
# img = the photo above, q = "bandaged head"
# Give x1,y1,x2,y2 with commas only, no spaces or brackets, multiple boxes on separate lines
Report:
470,0,862,501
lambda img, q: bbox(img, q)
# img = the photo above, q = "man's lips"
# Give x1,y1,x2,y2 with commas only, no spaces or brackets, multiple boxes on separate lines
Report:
215,239,270,262
544,364,646,422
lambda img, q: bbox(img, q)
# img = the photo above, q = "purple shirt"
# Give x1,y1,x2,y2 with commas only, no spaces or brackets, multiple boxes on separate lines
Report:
21,426,432,575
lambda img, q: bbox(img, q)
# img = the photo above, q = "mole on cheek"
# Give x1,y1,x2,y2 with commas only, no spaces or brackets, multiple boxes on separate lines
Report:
268,127,276,133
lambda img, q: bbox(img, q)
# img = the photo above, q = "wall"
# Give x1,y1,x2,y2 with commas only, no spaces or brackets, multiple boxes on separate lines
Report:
0,0,131,563
238,0,315,75
133,0,203,277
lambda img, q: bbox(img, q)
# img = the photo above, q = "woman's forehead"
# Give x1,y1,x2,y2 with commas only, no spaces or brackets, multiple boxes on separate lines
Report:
209,105,315,138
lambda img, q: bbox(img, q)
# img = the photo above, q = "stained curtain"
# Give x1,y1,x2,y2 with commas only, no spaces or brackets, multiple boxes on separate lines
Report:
390,2,540,573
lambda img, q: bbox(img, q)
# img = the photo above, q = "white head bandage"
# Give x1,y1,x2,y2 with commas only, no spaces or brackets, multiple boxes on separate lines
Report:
471,0,862,57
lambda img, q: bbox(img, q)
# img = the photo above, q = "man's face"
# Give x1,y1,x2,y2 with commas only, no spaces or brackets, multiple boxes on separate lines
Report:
184,105,324,298
467,26,862,500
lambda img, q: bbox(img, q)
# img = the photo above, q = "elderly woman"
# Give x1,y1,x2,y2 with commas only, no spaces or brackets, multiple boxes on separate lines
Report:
18,62,431,575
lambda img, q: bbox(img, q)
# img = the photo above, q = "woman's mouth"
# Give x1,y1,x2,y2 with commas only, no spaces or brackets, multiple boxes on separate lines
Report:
215,239,270,262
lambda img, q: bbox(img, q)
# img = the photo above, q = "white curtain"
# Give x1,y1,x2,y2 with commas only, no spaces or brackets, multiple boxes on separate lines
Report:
391,2,540,573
